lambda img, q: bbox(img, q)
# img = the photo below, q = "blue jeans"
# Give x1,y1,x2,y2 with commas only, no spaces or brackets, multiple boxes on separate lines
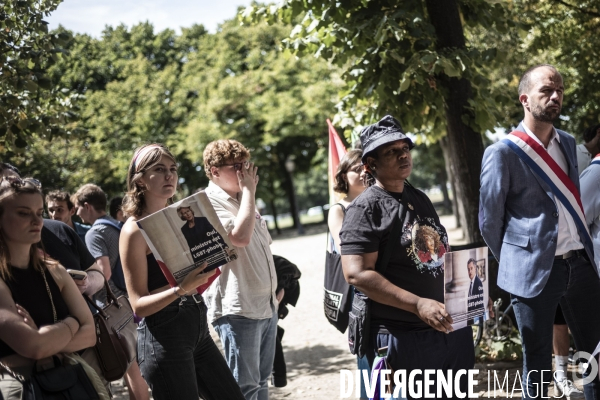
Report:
367,327,474,400
512,254,600,399
358,354,371,400
137,296,244,400
213,305,278,400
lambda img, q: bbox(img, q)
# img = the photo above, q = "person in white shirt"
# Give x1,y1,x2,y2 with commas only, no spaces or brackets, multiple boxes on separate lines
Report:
202,139,281,400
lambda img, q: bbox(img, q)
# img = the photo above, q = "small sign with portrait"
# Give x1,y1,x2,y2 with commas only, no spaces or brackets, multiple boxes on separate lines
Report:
443,247,489,330
137,191,237,293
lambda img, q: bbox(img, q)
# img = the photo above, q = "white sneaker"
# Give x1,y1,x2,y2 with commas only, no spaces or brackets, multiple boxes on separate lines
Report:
554,378,584,399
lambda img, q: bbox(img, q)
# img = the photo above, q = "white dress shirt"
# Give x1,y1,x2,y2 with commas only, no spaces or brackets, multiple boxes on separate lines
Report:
522,123,584,255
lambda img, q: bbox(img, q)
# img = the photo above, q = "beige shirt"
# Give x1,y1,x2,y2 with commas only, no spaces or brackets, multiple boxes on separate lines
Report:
202,181,278,322
522,123,584,255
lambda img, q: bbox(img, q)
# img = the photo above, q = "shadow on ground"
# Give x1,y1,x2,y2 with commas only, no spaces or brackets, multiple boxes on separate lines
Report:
282,344,354,378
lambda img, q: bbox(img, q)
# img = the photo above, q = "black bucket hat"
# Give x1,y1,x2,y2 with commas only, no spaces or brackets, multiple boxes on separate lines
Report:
359,115,414,163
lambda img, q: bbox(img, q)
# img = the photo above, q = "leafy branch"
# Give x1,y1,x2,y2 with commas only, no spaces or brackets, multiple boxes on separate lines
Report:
550,0,600,18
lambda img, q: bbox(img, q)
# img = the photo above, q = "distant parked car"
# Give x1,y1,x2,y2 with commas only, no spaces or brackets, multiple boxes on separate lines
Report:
307,206,323,217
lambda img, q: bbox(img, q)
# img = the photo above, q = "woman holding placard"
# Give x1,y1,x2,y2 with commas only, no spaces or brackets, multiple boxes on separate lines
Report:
119,144,244,400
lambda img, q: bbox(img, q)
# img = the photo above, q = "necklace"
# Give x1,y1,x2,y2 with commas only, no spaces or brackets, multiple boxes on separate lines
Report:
40,268,58,323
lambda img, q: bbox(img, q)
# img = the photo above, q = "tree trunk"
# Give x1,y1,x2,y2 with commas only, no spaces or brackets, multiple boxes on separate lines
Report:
425,0,484,243
432,142,452,214
440,136,461,229
280,158,302,232
438,172,452,214
270,198,281,235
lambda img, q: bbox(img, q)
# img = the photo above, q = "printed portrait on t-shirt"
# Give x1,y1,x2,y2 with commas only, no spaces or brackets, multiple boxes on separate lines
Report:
407,219,448,277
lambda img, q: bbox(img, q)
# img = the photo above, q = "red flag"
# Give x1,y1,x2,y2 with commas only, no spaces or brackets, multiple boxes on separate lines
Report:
327,119,347,204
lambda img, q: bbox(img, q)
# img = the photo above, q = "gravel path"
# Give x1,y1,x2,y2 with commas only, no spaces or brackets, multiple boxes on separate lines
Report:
268,228,356,399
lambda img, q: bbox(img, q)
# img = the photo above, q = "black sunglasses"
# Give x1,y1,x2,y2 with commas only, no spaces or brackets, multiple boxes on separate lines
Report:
0,176,42,190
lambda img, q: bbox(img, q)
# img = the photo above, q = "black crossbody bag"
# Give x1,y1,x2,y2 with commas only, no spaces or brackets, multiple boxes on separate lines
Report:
324,203,353,333
347,193,409,358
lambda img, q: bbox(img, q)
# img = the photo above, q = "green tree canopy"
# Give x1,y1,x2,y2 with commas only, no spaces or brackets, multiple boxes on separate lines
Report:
0,0,79,150
172,17,341,224
5,17,340,225
242,0,524,241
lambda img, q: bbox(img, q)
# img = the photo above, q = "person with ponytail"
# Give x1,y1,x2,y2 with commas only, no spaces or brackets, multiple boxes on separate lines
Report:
0,176,96,399
119,144,244,400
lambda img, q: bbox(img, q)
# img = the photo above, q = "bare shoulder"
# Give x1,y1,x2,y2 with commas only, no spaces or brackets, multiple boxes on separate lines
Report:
120,217,149,252
45,262,69,289
327,203,345,225
121,218,145,243
121,217,141,236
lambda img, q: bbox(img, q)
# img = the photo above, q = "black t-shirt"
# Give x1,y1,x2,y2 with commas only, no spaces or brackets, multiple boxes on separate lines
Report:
41,219,96,271
340,184,449,333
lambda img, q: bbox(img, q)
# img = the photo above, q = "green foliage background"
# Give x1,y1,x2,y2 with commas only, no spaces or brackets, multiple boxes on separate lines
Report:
2,0,600,220
3,16,340,215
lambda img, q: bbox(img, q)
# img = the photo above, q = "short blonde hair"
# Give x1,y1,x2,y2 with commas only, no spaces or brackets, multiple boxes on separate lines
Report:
203,140,250,180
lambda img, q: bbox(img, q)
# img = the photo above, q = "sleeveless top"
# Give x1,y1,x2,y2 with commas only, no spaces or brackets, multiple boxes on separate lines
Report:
146,253,169,292
0,264,70,358
328,203,347,254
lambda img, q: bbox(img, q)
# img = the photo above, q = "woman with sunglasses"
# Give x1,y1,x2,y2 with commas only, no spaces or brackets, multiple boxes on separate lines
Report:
0,177,96,399
119,144,244,400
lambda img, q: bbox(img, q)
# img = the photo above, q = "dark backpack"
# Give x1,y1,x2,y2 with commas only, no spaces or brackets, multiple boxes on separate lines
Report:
92,218,127,292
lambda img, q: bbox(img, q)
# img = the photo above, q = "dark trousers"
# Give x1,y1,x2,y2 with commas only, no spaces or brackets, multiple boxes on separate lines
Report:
368,327,474,400
137,297,245,400
511,253,600,399
272,326,286,387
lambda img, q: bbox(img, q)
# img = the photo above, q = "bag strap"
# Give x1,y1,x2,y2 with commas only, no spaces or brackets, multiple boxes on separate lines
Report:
83,272,122,318
375,190,409,275
0,360,26,382
40,268,57,323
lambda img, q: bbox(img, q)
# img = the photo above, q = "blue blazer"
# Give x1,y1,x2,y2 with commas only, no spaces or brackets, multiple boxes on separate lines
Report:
479,123,596,298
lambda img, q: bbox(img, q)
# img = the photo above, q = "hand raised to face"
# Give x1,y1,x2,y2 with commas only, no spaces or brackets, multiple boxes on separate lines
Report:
236,161,259,193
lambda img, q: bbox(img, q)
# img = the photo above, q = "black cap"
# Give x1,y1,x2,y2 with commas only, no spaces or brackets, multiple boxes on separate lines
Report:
359,115,414,163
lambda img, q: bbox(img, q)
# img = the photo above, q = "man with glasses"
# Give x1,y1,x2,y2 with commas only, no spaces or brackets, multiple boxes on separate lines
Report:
202,139,281,400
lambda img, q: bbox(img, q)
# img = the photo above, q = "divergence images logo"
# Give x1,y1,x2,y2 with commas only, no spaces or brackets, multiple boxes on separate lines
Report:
339,352,598,399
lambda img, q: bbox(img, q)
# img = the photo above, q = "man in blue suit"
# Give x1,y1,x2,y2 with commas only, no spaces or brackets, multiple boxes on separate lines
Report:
466,258,484,324
480,64,600,399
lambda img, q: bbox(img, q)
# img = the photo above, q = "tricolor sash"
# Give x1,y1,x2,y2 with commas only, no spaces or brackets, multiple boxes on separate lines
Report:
591,154,600,167
502,131,592,248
